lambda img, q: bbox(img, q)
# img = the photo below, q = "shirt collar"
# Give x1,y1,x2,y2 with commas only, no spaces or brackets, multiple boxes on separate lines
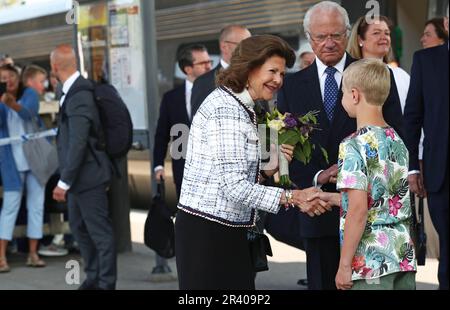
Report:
220,59,229,70
315,53,347,77
232,88,255,110
185,79,193,93
62,71,81,96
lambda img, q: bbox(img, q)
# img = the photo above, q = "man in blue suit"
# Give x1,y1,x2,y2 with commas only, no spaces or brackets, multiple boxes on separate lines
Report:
404,9,449,290
277,1,404,290
153,44,212,198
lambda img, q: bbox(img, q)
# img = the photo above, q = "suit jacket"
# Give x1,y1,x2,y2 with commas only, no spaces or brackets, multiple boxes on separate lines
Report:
404,44,449,193
277,54,404,238
191,64,222,117
153,82,191,187
57,76,112,193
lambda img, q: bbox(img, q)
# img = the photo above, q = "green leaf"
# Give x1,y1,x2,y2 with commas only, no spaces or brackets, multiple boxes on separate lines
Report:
320,146,329,164
303,141,312,161
294,145,307,164
279,130,300,145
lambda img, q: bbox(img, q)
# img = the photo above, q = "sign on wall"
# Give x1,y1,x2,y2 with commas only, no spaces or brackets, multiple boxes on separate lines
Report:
0,0,72,25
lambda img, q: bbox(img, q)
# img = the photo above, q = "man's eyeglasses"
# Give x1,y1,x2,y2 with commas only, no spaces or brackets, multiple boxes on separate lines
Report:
308,31,347,43
192,60,213,66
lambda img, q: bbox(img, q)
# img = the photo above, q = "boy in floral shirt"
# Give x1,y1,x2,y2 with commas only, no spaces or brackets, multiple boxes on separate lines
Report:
310,59,416,290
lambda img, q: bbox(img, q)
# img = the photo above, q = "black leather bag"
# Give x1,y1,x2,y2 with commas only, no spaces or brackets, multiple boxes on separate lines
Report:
247,228,272,272
411,193,427,265
144,180,175,258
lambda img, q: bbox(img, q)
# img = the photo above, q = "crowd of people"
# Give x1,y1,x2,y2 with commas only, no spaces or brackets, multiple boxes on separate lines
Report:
0,0,448,291
154,1,448,291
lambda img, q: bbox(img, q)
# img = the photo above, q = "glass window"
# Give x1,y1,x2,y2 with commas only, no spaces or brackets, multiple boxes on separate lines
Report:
78,0,148,131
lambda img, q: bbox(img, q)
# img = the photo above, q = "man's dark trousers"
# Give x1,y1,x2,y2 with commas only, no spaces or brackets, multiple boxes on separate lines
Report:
68,183,117,290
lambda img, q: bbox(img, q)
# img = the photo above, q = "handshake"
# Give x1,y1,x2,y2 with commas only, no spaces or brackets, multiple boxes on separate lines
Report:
282,187,341,217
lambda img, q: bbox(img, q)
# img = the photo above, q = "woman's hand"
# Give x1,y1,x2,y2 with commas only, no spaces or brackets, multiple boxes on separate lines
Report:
1,93,17,109
291,187,330,217
279,144,294,164
335,264,353,290
262,144,295,179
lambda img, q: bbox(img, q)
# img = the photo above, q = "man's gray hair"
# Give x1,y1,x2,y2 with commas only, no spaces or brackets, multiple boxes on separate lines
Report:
303,1,351,40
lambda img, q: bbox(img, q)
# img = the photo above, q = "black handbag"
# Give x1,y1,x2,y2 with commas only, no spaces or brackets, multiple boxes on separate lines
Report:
411,193,427,265
247,227,273,273
144,180,175,258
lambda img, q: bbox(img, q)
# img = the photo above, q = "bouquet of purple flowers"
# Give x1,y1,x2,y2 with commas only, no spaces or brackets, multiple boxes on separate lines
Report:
260,109,328,187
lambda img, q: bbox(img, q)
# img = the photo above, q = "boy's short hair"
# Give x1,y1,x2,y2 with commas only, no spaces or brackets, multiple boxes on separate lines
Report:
342,59,390,106
22,64,47,85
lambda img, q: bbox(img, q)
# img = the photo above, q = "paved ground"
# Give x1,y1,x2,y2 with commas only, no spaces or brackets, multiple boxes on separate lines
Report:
0,210,439,290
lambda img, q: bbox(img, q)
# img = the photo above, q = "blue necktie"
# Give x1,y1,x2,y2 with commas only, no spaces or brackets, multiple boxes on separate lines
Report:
324,66,338,121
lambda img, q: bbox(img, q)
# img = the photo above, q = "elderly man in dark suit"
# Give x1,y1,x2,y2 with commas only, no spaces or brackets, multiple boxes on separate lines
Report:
51,44,115,290
277,1,404,290
190,24,251,117
404,9,449,290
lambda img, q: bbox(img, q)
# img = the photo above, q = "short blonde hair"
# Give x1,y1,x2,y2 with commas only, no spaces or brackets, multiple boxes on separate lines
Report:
22,64,47,85
342,59,390,106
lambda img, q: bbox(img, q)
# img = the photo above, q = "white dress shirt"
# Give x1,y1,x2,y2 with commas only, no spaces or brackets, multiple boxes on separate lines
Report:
312,55,347,187
185,79,193,121
58,71,80,107
57,71,81,191
154,79,194,174
315,54,347,102
220,59,230,70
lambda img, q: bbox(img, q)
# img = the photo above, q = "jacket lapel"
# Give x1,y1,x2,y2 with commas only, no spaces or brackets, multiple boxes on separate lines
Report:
301,63,329,126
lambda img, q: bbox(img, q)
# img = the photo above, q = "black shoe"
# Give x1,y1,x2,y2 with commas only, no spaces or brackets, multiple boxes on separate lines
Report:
149,265,177,282
78,281,99,290
297,278,308,287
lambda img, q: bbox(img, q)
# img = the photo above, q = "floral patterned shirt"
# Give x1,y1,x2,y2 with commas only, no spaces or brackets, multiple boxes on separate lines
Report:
337,126,417,281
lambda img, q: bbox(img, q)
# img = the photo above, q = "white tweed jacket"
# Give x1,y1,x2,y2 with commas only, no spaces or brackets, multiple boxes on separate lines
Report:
178,86,283,227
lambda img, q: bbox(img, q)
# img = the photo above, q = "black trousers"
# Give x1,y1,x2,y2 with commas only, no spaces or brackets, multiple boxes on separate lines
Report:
303,236,340,290
68,184,117,290
427,170,449,290
175,210,254,290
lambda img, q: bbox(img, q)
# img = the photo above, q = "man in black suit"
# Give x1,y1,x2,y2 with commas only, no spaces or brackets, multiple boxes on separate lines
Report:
190,25,251,117
153,44,212,198
404,10,449,290
51,45,115,290
150,45,212,281
277,1,403,290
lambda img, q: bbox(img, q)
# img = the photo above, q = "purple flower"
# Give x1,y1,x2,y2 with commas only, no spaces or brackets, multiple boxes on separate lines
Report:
299,125,311,135
284,116,298,129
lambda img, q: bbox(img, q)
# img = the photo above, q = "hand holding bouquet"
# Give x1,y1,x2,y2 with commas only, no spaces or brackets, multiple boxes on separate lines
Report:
261,109,328,187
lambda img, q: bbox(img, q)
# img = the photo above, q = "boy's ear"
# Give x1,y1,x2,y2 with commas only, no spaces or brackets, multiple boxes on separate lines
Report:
351,88,360,105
